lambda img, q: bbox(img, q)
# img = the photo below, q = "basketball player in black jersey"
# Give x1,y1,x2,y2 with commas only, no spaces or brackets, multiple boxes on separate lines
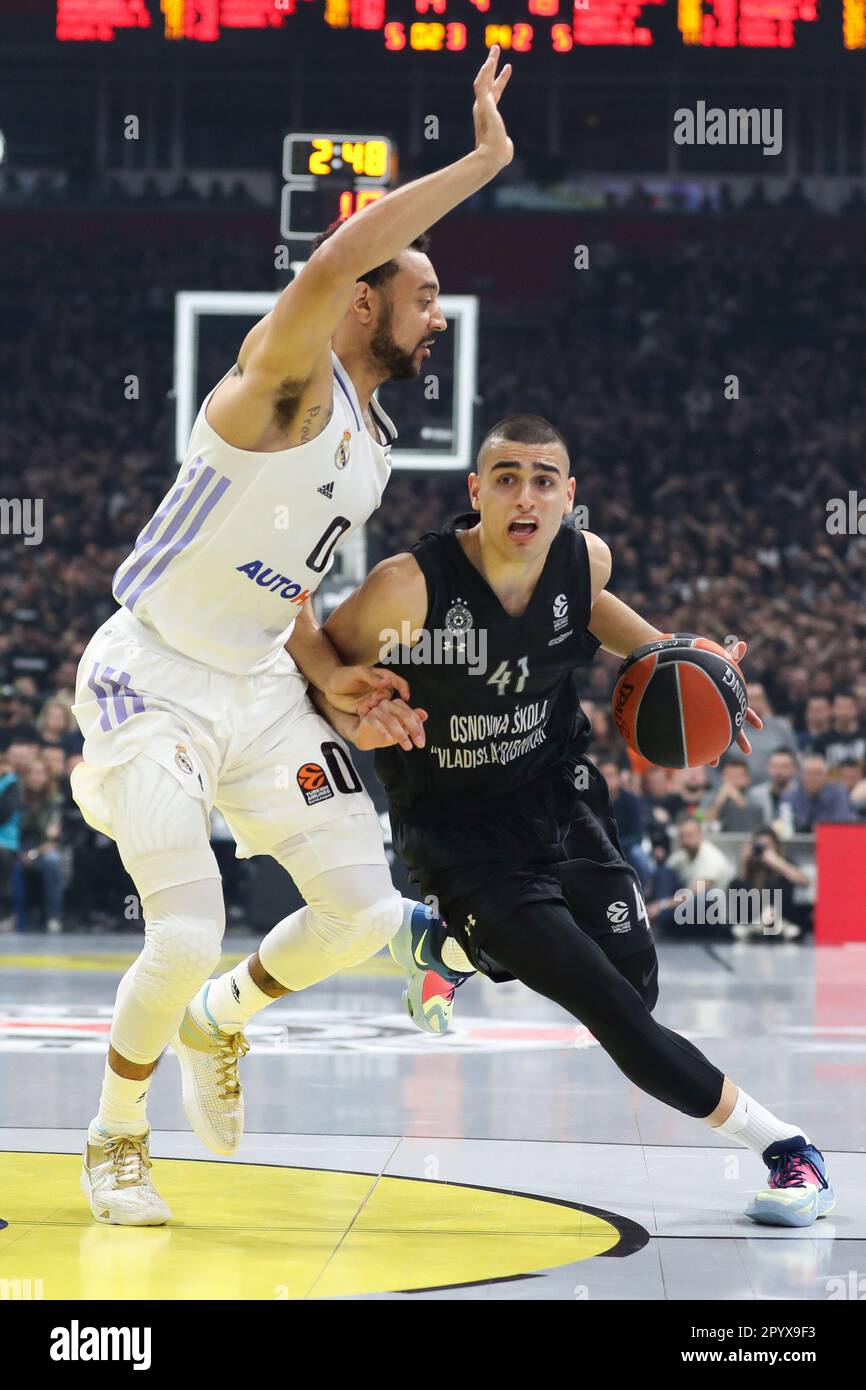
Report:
319,413,835,1227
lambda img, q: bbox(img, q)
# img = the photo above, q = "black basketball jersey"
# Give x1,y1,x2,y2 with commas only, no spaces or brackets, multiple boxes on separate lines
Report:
374,513,602,809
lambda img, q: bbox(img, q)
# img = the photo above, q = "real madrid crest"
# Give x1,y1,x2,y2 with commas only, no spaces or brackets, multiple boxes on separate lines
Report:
445,597,474,634
174,742,194,775
334,430,352,470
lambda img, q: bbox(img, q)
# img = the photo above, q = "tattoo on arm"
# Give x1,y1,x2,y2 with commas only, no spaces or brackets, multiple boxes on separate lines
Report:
298,403,332,443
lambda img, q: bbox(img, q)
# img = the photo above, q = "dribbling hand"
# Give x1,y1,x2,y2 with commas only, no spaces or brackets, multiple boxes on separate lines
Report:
710,639,763,764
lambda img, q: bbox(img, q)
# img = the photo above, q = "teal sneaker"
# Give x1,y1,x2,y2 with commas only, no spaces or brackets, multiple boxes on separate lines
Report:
390,901,473,1035
745,1137,835,1227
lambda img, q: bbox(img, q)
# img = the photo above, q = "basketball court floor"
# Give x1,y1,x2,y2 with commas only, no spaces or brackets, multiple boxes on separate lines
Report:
2,934,865,1301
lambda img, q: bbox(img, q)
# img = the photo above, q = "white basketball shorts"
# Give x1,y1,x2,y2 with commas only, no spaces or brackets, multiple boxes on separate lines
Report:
70,608,387,893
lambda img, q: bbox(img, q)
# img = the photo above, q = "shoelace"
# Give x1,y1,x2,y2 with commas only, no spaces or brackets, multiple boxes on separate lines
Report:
104,1134,151,1186
215,1030,250,1101
770,1151,823,1190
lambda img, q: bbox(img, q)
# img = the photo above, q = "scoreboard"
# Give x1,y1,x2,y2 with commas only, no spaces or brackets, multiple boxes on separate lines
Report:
52,0,866,49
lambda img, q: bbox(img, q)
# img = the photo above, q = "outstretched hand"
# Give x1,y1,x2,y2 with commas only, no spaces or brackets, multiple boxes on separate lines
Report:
472,45,514,169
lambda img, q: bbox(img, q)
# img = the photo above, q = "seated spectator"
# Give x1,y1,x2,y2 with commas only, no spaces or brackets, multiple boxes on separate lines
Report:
744,683,796,783
0,692,41,752
17,758,66,933
728,827,811,942
822,693,866,769
36,696,80,753
640,766,683,827
599,757,650,885
702,756,764,833
0,748,21,932
667,816,735,892
3,738,42,777
850,773,866,820
40,744,68,785
644,828,685,932
749,748,798,837
782,754,854,831
798,695,833,756
584,701,620,766
672,765,711,821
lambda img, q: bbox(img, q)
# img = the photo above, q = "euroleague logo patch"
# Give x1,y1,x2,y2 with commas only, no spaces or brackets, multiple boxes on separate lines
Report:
606,900,631,931
297,762,334,806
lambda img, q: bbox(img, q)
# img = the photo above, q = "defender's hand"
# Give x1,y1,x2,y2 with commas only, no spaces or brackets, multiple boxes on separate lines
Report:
472,46,513,169
353,698,429,752
325,665,410,718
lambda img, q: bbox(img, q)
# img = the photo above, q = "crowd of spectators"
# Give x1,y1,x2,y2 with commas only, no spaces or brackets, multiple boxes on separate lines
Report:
3,168,866,219
1,215,863,934
0,169,266,208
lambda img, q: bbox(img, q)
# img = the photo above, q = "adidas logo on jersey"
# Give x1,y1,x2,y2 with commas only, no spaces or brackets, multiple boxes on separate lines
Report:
317,482,334,499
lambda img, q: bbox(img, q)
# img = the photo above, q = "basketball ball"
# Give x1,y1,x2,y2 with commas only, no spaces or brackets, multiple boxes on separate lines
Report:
611,634,747,769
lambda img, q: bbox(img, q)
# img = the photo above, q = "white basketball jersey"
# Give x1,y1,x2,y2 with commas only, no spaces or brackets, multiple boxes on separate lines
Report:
111,351,396,674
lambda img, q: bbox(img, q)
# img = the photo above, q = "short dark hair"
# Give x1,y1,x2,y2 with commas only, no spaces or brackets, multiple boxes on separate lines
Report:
479,414,569,463
309,221,431,290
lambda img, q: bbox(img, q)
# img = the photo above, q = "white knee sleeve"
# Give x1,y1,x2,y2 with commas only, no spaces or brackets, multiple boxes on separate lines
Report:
109,878,226,1065
258,863,403,992
104,754,220,900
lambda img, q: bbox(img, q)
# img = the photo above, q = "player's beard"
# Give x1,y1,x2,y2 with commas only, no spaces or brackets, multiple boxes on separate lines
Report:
369,302,422,380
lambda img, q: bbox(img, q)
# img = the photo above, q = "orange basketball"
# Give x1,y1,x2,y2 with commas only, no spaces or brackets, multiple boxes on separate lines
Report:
611,635,746,769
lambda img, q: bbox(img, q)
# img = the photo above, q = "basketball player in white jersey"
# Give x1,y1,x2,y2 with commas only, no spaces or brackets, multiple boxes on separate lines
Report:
70,49,513,1225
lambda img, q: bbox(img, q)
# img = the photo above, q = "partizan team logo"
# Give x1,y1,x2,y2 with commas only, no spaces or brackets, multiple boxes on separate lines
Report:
444,597,474,634
334,430,352,470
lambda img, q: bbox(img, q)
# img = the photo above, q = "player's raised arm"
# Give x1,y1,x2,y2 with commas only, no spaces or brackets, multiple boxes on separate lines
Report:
208,48,513,447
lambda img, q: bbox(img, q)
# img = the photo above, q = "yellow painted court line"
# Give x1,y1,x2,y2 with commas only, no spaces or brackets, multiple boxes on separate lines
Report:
0,1152,624,1298
0,952,401,978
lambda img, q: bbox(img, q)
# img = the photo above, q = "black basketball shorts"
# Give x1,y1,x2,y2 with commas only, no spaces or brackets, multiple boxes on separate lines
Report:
390,757,654,982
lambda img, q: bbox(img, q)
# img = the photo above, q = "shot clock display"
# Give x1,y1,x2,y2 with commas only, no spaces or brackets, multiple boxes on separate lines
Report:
280,134,395,241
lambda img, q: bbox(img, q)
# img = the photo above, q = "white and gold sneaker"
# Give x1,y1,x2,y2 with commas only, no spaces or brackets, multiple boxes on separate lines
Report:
80,1128,171,1226
171,986,249,1155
